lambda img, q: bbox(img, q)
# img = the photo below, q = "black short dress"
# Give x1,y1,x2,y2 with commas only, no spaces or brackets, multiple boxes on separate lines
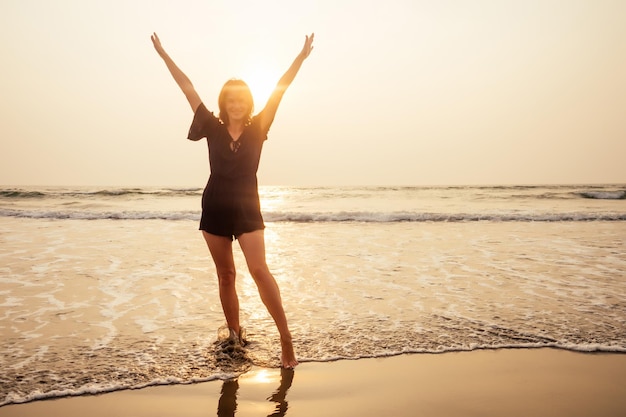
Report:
188,103,269,239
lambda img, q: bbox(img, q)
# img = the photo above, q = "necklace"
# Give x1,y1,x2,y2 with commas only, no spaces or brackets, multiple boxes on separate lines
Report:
230,140,241,153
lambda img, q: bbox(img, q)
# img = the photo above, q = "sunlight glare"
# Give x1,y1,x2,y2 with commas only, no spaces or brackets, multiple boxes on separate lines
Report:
247,368,275,384
259,186,289,212
240,65,279,110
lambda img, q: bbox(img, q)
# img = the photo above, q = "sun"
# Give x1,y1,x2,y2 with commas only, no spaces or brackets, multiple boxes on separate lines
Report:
240,64,279,110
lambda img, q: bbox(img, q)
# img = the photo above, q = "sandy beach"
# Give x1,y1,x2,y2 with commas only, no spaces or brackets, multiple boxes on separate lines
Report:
1,348,625,417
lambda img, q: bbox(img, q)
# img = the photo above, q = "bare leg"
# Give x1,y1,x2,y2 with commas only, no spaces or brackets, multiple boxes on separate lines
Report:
202,232,240,335
237,230,298,368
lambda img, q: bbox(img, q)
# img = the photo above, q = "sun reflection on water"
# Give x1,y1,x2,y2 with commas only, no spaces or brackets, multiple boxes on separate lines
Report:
259,186,291,213
247,368,275,385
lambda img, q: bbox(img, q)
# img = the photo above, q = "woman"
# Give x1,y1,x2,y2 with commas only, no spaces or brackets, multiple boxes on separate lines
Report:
151,32,313,369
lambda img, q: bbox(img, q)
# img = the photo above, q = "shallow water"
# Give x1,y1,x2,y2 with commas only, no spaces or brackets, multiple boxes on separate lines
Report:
1,185,625,405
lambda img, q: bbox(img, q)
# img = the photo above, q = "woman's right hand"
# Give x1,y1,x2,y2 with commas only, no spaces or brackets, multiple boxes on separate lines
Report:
150,32,202,112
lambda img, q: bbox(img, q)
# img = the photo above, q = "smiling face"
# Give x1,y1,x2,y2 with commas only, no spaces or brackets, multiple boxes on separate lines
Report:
218,79,254,126
224,91,250,124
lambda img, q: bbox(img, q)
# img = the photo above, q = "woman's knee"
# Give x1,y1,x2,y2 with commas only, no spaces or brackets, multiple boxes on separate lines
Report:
248,264,272,283
216,267,236,286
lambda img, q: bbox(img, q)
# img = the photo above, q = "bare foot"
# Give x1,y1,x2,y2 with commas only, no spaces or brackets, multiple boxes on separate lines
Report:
280,337,299,369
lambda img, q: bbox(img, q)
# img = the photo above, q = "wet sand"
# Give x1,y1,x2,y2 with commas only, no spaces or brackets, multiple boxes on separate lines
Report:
1,348,625,417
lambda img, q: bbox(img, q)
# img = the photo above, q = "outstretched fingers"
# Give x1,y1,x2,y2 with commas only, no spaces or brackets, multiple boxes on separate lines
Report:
151,32,165,55
300,33,314,59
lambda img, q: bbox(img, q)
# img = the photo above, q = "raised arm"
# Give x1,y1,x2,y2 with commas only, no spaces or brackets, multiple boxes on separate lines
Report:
259,33,314,133
151,32,202,112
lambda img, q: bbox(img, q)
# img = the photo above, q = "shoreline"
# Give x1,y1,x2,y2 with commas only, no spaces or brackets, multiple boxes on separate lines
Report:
1,348,625,417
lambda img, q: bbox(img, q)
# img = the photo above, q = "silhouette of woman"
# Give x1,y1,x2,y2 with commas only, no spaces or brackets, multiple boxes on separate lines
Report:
151,32,314,368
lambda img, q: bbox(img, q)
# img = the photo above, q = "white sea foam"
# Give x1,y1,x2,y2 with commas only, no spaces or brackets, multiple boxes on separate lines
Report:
580,190,626,200
10,346,49,370
1,208,625,222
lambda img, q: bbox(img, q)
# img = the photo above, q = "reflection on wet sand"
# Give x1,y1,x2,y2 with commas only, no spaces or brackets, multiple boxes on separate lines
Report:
217,368,295,417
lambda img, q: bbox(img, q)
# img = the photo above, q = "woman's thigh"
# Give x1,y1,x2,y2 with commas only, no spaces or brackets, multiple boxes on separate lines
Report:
237,230,270,276
202,231,236,276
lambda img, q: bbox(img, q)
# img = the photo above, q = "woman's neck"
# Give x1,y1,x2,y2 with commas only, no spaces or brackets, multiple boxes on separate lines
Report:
228,121,245,141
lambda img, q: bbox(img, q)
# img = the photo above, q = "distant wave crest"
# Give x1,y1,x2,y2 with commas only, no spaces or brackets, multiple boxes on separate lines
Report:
265,211,626,222
0,209,199,221
2,186,625,200
2,209,625,222
0,188,202,199
0,190,47,198
579,190,626,200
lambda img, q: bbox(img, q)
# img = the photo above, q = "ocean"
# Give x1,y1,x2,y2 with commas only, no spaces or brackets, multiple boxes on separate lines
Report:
1,184,625,406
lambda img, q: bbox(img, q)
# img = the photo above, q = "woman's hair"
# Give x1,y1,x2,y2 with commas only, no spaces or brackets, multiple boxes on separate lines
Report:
218,79,254,125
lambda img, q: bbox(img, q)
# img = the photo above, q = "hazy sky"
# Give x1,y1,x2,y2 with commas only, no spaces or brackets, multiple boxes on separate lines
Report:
1,0,625,187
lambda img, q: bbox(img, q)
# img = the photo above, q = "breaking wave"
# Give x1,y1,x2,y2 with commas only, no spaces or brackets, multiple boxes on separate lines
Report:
579,190,626,200
0,188,202,199
1,208,625,222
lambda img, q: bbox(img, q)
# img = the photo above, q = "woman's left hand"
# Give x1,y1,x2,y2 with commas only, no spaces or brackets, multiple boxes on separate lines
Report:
300,33,314,59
